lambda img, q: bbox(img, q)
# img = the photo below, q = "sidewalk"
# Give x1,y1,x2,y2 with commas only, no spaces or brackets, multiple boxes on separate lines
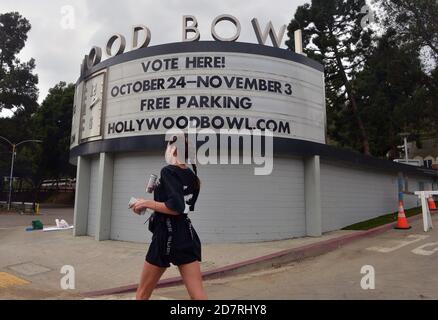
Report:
0,207,357,299
0,207,73,228
0,207,429,299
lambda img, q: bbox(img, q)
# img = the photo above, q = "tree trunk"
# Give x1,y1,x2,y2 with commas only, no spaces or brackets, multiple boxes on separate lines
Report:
348,93,371,155
332,45,371,155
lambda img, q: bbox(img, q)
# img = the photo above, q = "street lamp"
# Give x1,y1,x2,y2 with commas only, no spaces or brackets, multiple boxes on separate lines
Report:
398,132,410,163
0,136,42,210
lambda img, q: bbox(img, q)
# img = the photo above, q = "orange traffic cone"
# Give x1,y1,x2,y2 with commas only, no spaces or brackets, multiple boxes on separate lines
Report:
428,196,437,210
394,201,411,229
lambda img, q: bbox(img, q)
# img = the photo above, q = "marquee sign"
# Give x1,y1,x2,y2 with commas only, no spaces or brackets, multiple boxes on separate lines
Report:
80,15,288,76
70,18,326,151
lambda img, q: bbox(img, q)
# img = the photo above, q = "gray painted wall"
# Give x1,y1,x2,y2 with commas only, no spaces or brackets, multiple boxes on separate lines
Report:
86,156,99,236
109,152,305,243
320,161,433,232
192,156,305,243
403,174,432,208
321,161,398,232
79,153,435,243
110,153,164,243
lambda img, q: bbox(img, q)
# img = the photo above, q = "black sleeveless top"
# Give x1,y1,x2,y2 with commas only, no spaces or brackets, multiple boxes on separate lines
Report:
153,165,200,215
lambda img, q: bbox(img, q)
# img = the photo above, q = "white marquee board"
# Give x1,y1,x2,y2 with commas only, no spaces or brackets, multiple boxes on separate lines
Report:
71,48,325,148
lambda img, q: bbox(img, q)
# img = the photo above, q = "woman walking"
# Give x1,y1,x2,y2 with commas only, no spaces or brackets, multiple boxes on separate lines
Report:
129,135,207,300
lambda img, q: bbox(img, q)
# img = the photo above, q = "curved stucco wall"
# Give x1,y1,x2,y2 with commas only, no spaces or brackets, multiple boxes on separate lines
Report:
106,153,305,243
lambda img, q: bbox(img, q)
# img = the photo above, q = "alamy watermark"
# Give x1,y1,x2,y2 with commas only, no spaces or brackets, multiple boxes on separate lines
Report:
60,265,75,290
360,265,375,290
360,4,375,29
164,125,274,175
60,5,75,30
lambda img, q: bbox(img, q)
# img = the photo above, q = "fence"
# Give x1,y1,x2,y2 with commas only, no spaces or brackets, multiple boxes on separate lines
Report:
0,189,75,204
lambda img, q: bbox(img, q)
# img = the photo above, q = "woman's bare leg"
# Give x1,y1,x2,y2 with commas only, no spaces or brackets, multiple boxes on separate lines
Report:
136,261,166,300
178,261,208,300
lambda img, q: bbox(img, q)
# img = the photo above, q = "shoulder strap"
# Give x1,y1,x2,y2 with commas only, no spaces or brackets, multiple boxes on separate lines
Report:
167,165,199,212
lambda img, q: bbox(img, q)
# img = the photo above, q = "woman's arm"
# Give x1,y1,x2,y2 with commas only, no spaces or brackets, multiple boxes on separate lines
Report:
130,199,180,216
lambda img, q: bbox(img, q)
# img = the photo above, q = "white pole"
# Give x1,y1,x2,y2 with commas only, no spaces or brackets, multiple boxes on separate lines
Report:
294,29,304,55
7,144,15,211
404,137,408,163
5,139,41,210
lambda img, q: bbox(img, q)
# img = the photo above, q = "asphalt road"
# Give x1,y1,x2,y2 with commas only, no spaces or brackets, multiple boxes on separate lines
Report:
146,214,438,300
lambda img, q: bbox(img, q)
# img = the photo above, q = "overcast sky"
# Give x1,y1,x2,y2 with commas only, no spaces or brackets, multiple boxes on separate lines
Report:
0,0,307,116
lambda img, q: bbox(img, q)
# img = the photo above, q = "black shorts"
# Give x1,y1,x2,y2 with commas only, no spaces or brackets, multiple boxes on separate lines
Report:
146,213,201,268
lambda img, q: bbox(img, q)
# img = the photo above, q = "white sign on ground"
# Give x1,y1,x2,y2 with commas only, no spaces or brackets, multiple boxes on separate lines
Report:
414,191,436,232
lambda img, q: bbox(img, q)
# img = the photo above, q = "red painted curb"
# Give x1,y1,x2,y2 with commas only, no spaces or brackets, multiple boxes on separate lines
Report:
81,211,427,297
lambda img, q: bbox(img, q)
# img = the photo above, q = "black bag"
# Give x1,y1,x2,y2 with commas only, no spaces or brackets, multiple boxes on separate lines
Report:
147,212,157,233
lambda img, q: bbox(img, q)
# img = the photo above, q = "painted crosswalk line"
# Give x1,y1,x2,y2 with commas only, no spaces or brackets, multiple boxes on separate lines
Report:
366,234,430,253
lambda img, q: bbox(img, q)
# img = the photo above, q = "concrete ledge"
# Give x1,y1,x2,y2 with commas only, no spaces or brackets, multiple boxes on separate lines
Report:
82,213,429,298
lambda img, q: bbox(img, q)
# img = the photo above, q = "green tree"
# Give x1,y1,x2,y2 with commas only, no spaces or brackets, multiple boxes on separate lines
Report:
427,66,438,136
19,82,75,197
0,109,34,191
354,29,431,157
1,82,75,204
371,0,438,150
376,0,438,62
286,0,375,154
32,81,75,179
0,12,38,114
